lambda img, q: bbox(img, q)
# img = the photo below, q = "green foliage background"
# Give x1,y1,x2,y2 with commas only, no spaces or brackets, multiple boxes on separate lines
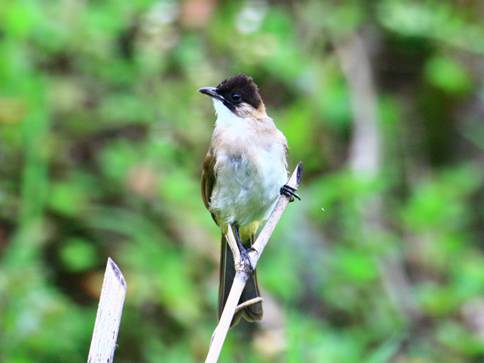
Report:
1,0,483,362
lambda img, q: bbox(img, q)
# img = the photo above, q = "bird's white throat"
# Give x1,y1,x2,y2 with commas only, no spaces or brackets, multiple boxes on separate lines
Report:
213,99,246,129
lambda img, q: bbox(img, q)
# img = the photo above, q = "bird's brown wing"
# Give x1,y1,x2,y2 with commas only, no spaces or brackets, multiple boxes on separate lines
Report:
201,148,218,223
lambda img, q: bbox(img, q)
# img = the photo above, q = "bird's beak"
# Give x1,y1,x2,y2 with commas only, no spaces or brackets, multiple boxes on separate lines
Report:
198,87,226,103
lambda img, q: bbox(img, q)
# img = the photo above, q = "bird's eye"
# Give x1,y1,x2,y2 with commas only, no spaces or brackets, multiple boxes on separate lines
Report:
231,93,242,103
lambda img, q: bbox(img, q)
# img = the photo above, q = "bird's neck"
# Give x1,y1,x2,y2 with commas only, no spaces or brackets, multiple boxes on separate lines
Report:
213,100,269,129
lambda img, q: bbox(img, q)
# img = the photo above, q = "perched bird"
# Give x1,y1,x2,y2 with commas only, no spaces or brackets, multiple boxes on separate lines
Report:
199,75,298,326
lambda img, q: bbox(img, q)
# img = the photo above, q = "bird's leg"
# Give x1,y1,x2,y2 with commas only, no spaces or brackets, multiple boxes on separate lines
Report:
233,225,246,254
280,184,301,202
233,224,253,274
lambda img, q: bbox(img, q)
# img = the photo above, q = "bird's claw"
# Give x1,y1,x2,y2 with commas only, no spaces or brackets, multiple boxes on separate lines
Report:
236,244,254,274
233,225,254,274
280,184,300,202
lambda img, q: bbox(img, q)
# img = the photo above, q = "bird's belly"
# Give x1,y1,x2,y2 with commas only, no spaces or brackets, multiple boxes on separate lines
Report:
210,150,287,227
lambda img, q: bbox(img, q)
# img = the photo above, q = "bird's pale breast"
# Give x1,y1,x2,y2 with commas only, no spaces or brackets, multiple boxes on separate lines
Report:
210,141,287,228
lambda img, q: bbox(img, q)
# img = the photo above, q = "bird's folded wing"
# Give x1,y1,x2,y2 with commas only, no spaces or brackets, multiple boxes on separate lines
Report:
201,148,217,222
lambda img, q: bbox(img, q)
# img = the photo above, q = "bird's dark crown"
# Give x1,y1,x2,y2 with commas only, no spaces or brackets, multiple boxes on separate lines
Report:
216,74,262,109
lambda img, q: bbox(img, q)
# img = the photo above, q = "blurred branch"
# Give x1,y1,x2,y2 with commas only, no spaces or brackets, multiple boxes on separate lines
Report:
204,163,303,363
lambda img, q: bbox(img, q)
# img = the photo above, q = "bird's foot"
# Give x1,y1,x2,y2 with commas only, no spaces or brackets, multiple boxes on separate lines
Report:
280,184,300,202
237,244,254,274
233,225,254,274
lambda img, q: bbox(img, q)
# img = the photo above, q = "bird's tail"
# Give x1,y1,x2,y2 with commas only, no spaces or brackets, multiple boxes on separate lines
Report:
218,234,263,326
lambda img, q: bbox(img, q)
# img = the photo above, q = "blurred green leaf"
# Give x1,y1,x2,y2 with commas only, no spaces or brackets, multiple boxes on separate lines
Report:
60,238,98,272
425,56,472,94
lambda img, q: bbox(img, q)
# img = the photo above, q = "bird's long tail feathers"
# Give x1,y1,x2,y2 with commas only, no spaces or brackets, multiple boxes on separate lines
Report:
218,234,263,326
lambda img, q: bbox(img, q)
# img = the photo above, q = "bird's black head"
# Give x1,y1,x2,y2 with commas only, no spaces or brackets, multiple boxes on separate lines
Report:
199,75,263,114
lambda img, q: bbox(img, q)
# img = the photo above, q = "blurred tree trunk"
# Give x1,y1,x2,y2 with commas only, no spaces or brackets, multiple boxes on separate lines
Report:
335,30,422,323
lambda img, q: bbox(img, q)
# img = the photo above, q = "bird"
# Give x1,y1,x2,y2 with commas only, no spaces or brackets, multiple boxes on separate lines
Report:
199,74,299,326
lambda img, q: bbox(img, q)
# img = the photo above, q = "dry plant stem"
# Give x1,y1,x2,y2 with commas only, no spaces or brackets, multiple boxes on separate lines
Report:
87,258,127,363
204,163,302,363
234,297,263,313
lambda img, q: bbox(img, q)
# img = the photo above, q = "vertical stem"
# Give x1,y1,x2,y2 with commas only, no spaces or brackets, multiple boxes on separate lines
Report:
87,258,127,363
